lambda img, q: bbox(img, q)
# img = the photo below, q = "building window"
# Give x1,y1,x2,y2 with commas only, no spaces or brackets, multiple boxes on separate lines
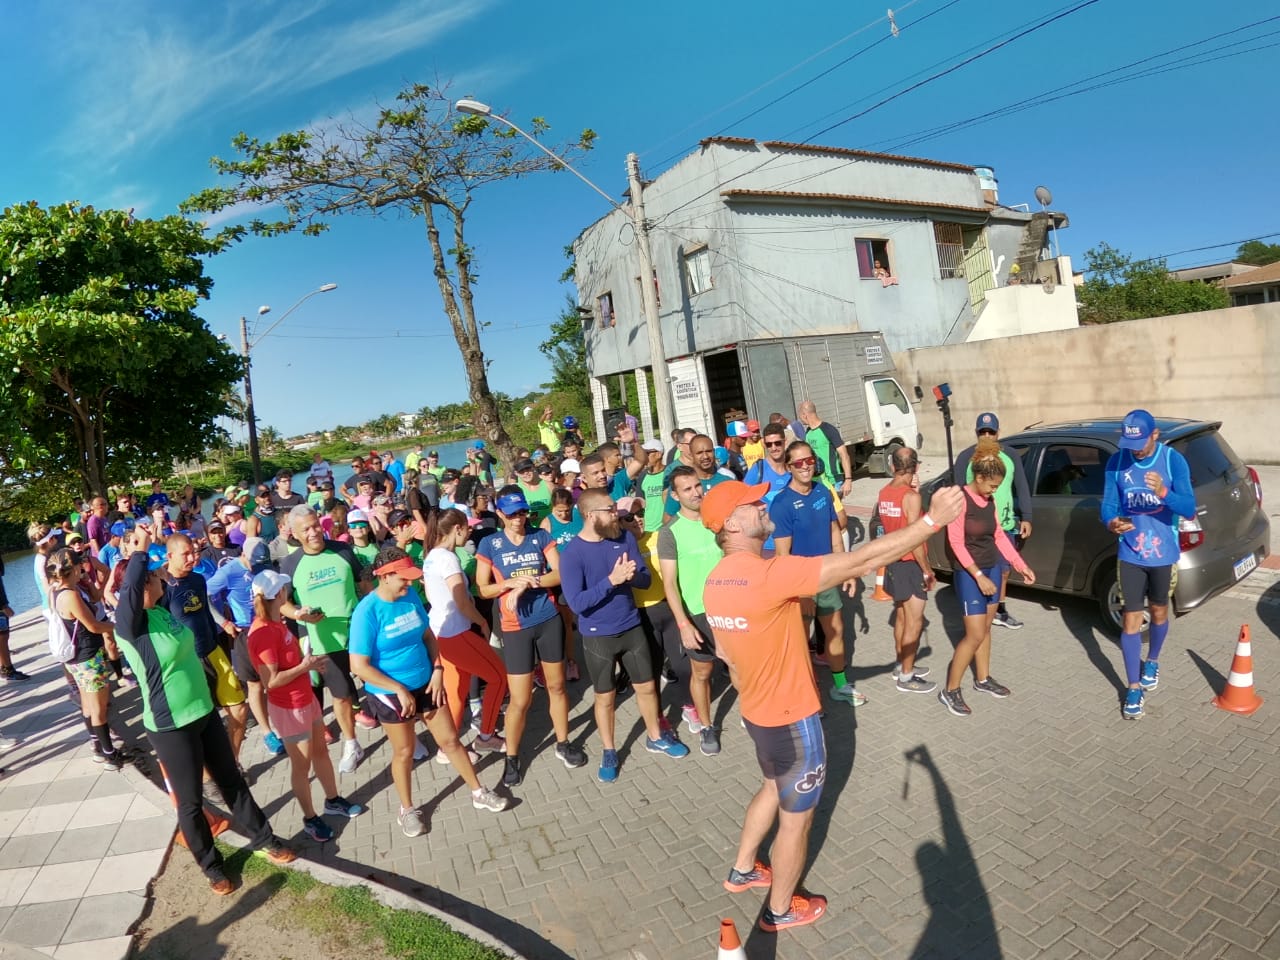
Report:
634,268,661,308
855,238,892,279
597,291,615,328
934,222,965,279
684,246,712,295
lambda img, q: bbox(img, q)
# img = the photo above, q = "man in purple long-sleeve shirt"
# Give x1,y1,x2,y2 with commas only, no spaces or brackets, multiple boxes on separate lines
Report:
560,488,689,783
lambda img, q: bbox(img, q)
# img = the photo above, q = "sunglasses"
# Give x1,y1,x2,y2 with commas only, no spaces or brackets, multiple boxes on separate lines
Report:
618,512,637,523
764,440,784,448
505,509,530,518
977,429,997,437
788,456,817,469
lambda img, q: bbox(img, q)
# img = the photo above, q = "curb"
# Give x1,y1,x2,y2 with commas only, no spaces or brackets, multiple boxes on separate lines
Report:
127,768,527,960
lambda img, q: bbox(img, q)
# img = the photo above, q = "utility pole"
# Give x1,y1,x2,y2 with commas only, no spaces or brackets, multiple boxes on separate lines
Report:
240,315,262,487
628,153,675,444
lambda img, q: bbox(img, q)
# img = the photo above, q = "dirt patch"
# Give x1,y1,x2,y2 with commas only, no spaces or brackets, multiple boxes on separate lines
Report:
133,841,509,960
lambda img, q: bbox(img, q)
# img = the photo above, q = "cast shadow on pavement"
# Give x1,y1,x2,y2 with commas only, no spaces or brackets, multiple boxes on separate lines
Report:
1258,579,1280,641
903,744,1003,960
1186,648,1226,699
1054,594,1127,700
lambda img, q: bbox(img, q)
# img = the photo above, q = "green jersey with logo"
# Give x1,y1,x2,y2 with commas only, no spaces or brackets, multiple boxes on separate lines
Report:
279,544,362,654
639,470,667,532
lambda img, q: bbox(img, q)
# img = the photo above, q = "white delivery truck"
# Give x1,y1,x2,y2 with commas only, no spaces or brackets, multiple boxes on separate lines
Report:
657,331,919,476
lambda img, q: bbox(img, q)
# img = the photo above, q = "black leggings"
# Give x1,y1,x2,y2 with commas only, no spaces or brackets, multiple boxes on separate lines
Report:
640,600,690,698
148,711,274,880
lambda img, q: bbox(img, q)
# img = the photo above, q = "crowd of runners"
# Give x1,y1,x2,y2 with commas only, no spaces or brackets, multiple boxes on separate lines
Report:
12,402,1189,930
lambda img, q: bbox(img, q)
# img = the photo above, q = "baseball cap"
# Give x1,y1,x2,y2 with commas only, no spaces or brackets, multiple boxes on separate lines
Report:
726,420,749,438
975,412,1000,434
320,480,334,490
109,520,133,537
387,508,411,527
514,458,536,474
428,450,439,457
66,532,84,545
221,502,241,515
746,419,761,433
223,485,241,500
495,491,530,515
251,570,292,600
641,439,664,453
559,458,581,474
700,480,771,534
615,495,644,517
1119,409,1156,451
537,463,554,476
441,468,461,482
475,440,486,450
146,545,168,570
372,493,392,507
347,509,369,524
242,537,272,571
207,520,226,533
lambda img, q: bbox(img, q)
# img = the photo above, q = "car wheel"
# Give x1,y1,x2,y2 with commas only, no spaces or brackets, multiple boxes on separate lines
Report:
1093,561,1148,636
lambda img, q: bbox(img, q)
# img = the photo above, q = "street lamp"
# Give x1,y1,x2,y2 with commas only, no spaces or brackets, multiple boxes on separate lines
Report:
239,282,338,485
455,98,674,443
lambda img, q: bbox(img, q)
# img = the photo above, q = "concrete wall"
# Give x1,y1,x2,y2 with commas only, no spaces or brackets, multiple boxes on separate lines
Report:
893,303,1280,463
969,274,1079,342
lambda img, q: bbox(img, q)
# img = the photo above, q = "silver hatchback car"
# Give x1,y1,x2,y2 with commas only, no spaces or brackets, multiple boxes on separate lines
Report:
920,418,1270,632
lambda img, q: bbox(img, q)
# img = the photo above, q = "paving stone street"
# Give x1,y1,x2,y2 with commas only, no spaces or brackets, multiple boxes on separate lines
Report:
211,484,1280,960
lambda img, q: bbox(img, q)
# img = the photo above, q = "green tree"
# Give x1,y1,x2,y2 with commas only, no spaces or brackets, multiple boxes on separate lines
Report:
539,294,591,410
258,426,284,455
0,201,242,514
1079,242,1229,325
182,81,596,471
1235,239,1280,266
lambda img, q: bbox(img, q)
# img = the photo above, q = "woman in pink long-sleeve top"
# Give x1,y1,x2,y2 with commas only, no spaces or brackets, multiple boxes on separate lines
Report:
938,438,1036,718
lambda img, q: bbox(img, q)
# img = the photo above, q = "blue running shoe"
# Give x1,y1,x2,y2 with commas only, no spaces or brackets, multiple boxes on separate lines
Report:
1123,688,1145,720
645,730,690,759
598,749,619,783
264,731,285,756
1139,660,1159,692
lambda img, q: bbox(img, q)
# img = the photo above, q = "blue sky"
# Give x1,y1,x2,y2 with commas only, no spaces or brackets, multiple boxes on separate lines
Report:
4,0,1276,437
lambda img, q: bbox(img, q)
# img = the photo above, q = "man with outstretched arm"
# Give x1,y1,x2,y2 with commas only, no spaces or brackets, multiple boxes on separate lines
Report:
702,480,964,933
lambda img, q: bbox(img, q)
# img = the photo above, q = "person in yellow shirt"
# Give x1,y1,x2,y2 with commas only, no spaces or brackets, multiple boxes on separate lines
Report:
741,419,765,468
538,406,563,454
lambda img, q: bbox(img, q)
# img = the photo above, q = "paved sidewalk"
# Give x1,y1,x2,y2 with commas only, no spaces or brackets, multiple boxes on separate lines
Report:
0,611,174,959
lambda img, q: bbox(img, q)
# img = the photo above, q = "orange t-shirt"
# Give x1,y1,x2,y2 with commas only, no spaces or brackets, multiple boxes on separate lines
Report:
702,552,823,727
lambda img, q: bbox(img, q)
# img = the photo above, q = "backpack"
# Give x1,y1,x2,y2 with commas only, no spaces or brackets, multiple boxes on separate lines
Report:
45,593,78,663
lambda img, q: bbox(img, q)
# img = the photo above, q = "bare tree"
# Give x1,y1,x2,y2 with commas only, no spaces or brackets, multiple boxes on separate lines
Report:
183,82,595,470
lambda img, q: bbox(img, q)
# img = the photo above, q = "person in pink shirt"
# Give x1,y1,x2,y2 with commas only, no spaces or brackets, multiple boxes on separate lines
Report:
938,437,1036,718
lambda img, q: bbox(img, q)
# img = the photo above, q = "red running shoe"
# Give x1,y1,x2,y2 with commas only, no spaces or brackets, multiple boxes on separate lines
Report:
759,893,827,932
354,709,379,729
723,861,772,893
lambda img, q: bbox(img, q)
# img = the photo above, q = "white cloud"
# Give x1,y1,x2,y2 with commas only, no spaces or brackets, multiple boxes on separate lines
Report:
57,0,495,162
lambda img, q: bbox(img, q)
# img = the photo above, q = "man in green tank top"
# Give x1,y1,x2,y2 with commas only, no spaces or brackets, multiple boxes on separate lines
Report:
515,458,554,526
637,440,670,532
656,466,726,756
279,506,371,774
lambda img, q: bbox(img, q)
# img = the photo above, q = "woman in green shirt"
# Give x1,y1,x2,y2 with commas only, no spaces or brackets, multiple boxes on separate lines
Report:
115,529,295,895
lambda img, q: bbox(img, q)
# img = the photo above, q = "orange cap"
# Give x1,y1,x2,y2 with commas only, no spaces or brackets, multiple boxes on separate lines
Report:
700,480,771,533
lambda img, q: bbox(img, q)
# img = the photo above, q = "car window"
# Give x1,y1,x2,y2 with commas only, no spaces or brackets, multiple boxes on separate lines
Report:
1035,443,1106,497
872,379,909,414
1174,430,1245,487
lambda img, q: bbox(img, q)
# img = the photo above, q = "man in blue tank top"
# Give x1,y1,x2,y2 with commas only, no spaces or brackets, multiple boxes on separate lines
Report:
1100,409,1195,720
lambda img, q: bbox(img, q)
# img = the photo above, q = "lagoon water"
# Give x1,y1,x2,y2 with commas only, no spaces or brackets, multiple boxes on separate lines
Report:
0,439,485,616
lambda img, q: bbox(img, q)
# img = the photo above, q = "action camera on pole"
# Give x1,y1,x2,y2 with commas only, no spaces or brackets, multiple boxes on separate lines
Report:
933,383,957,484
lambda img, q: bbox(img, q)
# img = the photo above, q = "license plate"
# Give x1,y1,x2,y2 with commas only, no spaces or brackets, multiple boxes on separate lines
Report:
1233,554,1258,581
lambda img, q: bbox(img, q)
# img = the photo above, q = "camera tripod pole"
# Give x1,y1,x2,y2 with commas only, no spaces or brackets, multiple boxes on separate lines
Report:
940,397,956,484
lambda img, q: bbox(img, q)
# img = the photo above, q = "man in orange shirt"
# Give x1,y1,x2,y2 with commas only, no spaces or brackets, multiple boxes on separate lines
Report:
701,480,963,934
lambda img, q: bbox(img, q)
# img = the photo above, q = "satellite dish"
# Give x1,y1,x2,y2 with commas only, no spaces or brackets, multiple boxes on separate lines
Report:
1034,185,1053,207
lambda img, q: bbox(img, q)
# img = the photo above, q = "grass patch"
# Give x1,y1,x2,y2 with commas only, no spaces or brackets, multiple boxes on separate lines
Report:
215,842,509,960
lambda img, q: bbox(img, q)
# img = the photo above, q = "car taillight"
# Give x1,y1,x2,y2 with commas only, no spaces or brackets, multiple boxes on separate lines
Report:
1247,466,1262,507
1178,516,1204,552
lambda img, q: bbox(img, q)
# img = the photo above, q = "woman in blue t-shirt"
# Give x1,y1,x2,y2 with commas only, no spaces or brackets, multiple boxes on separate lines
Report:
349,545,507,839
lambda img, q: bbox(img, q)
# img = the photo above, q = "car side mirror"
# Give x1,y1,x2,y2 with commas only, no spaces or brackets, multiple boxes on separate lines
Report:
913,385,924,401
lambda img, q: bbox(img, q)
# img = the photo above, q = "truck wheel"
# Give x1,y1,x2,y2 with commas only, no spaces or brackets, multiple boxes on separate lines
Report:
1093,560,1148,636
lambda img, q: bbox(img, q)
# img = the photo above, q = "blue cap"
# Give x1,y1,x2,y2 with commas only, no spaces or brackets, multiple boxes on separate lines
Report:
146,545,168,571
1119,409,1155,451
715,447,730,466
495,491,530,515
975,412,1000,434
563,415,578,430
110,520,133,537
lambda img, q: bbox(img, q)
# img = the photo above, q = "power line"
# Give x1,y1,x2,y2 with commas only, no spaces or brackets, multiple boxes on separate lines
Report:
649,0,1101,229
1132,232,1280,267
641,1,929,168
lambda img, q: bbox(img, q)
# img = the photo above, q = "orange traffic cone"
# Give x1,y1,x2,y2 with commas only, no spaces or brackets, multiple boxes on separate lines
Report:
160,761,231,848
1212,625,1263,716
872,567,891,602
717,918,746,959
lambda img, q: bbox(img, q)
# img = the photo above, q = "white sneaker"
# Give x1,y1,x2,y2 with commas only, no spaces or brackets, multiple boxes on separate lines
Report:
398,806,425,838
435,746,480,765
471,787,508,812
338,739,363,774
892,663,930,679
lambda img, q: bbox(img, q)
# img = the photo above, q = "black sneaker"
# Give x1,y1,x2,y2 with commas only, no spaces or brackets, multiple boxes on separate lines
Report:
938,688,972,718
0,668,30,684
973,676,1011,698
99,750,125,772
555,741,588,769
502,755,523,787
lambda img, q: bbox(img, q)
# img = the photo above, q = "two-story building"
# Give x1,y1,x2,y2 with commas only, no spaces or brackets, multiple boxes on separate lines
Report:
573,137,1075,440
